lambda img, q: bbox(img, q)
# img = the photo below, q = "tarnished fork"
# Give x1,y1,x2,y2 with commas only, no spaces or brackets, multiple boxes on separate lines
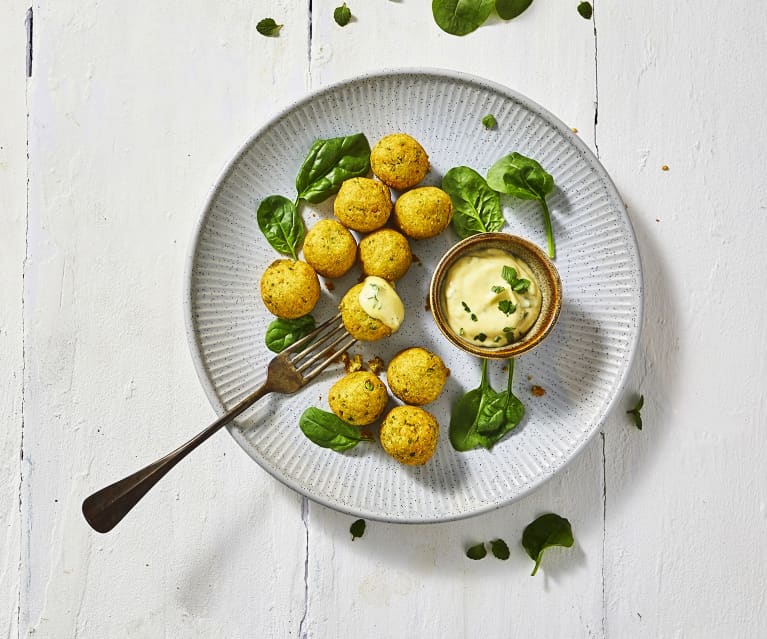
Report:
82,313,356,533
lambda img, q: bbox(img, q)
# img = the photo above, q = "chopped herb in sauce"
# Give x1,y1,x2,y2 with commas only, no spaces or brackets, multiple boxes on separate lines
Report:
498,300,517,316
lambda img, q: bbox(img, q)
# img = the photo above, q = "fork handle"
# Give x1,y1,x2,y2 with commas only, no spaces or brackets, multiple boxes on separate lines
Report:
82,382,272,533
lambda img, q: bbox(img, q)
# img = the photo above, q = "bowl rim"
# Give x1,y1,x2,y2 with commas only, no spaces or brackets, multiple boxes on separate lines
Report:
429,232,563,359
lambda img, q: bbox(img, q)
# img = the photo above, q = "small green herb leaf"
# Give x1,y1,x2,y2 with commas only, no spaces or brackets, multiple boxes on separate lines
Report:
512,279,531,293
442,166,504,239
295,133,371,203
577,1,593,19
474,333,487,342
265,315,315,353
487,152,557,258
498,300,516,316
466,542,487,560
490,538,510,560
627,394,644,430
495,0,533,20
364,380,374,391
482,114,497,129
256,18,283,37
334,3,352,26
350,518,366,540
257,195,304,260
491,285,505,294
432,0,494,36
522,513,574,576
299,407,374,452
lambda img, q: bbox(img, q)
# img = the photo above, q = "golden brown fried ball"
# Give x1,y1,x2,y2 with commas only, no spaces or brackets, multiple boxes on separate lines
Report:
338,283,393,342
379,406,440,466
333,177,392,232
260,259,320,319
370,133,429,190
303,219,357,278
358,229,412,282
386,347,449,406
328,371,389,426
392,186,453,240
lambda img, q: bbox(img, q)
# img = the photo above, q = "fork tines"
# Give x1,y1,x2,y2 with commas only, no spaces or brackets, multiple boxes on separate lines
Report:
283,313,357,382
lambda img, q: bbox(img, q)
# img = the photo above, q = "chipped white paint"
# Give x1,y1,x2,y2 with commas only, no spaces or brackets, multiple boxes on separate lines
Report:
2,1,766,637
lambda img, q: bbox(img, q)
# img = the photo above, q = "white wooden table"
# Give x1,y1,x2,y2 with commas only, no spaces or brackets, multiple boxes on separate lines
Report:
3,2,766,637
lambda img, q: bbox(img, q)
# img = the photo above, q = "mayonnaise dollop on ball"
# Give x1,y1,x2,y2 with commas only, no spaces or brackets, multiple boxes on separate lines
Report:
358,276,405,332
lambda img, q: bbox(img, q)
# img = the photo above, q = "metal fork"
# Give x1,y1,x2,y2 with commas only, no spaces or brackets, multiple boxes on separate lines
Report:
82,313,356,533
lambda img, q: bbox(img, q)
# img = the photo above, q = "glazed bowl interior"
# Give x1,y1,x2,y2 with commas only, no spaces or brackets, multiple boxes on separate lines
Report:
429,233,563,359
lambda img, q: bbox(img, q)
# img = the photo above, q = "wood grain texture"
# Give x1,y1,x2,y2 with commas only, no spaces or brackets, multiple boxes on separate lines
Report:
9,0,767,637
598,1,767,636
0,2,29,637
22,2,310,636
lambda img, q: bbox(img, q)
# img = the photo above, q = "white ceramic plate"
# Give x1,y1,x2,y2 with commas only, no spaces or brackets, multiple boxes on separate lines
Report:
184,69,642,523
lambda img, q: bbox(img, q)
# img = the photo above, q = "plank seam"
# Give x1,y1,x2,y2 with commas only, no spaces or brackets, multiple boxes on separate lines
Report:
298,497,310,639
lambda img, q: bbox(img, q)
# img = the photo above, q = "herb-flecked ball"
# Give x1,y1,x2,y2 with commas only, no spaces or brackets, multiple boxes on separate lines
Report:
338,282,393,342
358,229,412,282
260,259,320,319
333,177,392,232
386,347,449,406
328,371,389,426
303,219,358,278
379,406,440,466
392,186,453,240
370,133,429,190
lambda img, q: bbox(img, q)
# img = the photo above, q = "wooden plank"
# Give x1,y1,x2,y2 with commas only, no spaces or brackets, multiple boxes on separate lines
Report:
598,2,767,636
305,3,605,636
22,2,310,636
0,2,30,637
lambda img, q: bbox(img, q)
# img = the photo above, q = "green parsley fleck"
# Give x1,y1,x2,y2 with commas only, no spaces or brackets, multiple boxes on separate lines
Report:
577,2,593,20
334,3,352,27
350,518,366,540
626,394,644,430
490,538,510,560
256,18,283,37
498,300,517,316
482,114,497,130
364,380,374,391
474,333,488,342
466,542,487,560
491,285,505,294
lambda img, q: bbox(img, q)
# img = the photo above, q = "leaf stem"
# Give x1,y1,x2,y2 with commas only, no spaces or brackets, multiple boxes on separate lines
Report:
507,358,515,394
539,197,555,259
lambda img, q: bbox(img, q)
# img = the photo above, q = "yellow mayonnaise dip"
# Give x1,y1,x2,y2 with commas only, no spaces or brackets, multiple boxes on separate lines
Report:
442,248,541,347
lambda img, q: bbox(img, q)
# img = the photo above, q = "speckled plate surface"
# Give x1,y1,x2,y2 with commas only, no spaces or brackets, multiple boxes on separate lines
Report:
184,69,642,523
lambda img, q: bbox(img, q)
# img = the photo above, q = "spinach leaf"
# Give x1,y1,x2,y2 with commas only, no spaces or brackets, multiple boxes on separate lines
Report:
299,407,374,452
256,18,283,37
350,518,366,540
449,358,524,451
466,542,487,560
626,394,644,430
265,315,315,353
295,133,371,204
577,1,593,19
257,195,304,260
442,166,503,239
432,0,494,36
490,538,510,560
522,513,574,576
495,0,533,20
487,152,557,258
334,3,352,26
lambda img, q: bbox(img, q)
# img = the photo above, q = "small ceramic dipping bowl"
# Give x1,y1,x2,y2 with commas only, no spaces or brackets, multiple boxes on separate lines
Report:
429,233,562,360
